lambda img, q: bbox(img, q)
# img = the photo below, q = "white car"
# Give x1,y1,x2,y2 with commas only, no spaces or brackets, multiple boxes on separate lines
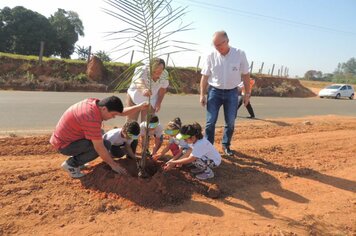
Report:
318,84,354,99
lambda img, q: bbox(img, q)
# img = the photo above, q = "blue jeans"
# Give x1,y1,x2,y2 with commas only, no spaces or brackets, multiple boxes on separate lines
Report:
205,86,239,147
59,139,111,167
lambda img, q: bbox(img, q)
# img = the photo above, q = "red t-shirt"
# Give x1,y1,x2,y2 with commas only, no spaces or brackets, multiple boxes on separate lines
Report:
50,98,103,150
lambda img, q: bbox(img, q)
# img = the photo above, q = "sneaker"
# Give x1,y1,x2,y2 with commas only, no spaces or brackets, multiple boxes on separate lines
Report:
190,167,206,174
196,168,214,180
61,161,85,178
79,163,90,170
223,147,233,156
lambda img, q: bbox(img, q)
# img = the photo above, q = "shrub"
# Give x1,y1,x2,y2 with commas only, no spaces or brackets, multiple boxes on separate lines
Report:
73,73,88,84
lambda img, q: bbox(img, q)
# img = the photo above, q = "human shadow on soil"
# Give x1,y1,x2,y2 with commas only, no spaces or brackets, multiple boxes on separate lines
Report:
162,199,224,217
237,116,291,127
228,151,356,193
215,155,309,219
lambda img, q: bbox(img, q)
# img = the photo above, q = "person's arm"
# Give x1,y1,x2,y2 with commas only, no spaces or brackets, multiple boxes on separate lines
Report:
242,73,251,106
171,149,182,160
153,144,170,160
200,75,209,106
92,139,128,175
164,155,196,171
121,102,149,116
124,142,137,159
154,87,166,113
152,136,162,155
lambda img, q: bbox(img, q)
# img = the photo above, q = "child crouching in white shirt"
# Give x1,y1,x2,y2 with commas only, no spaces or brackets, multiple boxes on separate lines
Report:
103,120,140,159
164,122,221,180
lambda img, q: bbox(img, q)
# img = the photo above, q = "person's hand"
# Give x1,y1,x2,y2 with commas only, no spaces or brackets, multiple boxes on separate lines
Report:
200,95,207,107
244,94,250,106
152,153,162,160
139,101,149,110
111,163,128,175
163,161,175,171
154,103,161,113
142,89,152,97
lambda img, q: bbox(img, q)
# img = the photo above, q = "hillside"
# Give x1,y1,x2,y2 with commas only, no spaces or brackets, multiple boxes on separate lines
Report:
0,53,315,97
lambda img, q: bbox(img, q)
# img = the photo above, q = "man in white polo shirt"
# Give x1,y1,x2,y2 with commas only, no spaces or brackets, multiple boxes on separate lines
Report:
200,31,251,156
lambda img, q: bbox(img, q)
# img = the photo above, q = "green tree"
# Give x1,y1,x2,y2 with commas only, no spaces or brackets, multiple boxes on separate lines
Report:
49,9,84,58
104,0,194,177
0,6,56,56
340,57,356,75
75,45,90,60
95,50,111,62
304,70,322,80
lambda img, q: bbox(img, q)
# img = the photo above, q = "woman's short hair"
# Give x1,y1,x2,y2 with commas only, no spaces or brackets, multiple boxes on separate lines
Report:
151,58,165,69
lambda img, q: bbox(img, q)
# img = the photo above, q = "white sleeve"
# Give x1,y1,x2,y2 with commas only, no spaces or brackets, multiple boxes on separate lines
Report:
240,50,249,74
159,70,169,89
139,122,146,136
155,124,163,137
201,53,212,76
191,141,205,159
131,66,147,88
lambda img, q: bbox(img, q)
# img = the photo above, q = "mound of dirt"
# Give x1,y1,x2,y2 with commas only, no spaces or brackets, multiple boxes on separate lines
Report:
80,160,212,208
0,54,315,96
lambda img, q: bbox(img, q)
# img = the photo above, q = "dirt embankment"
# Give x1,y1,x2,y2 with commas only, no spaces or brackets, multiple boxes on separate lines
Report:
0,115,355,235
0,55,316,97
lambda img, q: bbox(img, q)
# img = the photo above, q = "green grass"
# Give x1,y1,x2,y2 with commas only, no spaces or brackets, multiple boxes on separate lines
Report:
299,80,335,89
0,52,86,64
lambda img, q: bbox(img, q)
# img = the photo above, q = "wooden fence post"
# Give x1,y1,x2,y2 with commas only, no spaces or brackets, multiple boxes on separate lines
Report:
39,41,44,65
87,46,92,63
259,62,264,74
250,61,254,74
280,66,283,77
129,50,134,66
166,53,170,67
196,56,201,73
271,64,275,76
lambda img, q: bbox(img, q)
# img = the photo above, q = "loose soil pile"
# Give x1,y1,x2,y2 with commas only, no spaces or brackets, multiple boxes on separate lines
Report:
0,115,355,235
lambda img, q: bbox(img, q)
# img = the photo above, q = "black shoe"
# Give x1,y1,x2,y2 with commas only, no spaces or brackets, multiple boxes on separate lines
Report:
223,147,233,156
247,115,255,119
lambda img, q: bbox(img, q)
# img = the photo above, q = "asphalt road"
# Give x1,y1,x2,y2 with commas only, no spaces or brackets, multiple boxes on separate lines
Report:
0,91,355,134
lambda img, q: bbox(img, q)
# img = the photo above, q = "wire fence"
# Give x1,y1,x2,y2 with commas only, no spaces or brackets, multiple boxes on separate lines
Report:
37,42,289,77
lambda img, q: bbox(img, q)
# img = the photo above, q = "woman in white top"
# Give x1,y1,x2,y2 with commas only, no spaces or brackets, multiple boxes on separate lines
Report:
164,122,221,180
127,58,169,122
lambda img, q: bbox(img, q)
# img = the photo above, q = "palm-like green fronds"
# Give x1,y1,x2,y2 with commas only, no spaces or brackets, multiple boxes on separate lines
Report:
103,0,195,176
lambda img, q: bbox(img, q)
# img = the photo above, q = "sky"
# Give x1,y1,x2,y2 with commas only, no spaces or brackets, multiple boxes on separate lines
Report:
1,0,356,77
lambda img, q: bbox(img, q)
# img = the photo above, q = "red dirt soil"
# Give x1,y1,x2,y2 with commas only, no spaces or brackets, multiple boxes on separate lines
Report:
0,115,355,235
